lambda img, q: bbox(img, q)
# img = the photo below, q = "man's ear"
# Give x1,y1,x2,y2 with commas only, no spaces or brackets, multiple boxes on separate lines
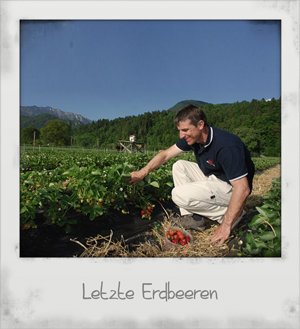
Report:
197,120,205,129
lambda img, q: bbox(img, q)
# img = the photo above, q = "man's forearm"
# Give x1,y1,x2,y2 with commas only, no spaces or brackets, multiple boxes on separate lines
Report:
222,182,250,228
130,150,169,183
130,144,182,184
142,151,169,175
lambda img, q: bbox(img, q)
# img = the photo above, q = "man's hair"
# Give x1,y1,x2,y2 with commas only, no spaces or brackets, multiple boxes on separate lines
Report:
174,104,208,127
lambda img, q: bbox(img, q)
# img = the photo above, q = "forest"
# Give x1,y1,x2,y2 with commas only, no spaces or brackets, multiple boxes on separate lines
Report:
21,98,281,157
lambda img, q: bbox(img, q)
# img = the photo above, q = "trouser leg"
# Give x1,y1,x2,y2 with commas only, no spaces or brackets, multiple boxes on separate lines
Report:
171,160,232,222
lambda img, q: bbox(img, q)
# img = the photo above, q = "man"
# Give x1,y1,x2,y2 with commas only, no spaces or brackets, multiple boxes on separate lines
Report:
130,105,255,245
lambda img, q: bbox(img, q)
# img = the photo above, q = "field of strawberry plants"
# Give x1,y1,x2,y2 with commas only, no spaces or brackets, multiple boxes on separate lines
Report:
20,147,280,256
21,148,175,232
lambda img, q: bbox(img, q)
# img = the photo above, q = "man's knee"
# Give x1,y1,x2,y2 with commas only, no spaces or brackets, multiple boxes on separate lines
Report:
172,186,188,208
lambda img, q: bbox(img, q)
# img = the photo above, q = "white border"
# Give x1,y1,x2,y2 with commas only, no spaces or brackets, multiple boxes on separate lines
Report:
1,1,299,328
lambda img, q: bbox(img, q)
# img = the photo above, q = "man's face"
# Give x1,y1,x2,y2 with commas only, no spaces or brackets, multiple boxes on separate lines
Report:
177,119,204,145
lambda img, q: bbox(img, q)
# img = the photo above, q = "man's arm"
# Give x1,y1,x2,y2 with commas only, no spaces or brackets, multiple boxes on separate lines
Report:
130,144,183,184
210,176,250,245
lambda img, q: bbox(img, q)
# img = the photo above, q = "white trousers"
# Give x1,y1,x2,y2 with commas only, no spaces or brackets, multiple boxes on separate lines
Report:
171,160,232,222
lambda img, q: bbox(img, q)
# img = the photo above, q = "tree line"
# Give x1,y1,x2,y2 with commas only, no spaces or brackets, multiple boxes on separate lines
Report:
20,98,281,156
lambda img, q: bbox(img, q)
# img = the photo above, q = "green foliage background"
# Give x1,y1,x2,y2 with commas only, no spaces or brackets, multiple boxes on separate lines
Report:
21,98,281,156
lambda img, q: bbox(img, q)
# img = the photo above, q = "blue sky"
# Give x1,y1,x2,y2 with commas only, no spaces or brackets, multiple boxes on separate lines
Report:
20,20,280,121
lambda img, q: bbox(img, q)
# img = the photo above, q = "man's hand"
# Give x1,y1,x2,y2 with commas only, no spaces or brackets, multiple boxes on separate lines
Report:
210,177,250,245
130,168,148,184
210,222,231,245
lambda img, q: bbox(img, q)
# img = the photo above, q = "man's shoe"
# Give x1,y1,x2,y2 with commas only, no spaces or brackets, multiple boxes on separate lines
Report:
172,214,208,231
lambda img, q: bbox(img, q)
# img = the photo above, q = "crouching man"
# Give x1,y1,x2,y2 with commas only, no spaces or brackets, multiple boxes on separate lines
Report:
130,104,255,245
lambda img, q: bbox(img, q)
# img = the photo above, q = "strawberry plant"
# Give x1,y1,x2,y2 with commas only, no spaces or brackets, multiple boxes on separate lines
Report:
140,204,155,219
240,178,281,256
20,158,172,231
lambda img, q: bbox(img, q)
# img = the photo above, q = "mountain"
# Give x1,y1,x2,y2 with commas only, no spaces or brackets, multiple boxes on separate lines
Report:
167,99,211,113
21,106,92,128
21,113,58,129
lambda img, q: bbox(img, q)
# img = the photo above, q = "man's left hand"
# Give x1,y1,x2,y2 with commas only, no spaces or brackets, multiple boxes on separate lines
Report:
210,223,231,245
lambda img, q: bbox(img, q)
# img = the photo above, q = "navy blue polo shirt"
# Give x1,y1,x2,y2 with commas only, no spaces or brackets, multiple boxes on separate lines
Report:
176,126,255,191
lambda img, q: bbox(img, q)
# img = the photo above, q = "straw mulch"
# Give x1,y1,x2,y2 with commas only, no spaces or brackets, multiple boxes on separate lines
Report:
131,222,229,257
251,164,280,196
73,217,229,258
73,164,280,258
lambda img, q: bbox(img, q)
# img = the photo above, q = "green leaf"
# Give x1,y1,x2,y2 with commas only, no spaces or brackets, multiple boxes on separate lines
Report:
91,170,101,176
255,206,271,218
260,231,276,241
20,206,27,214
254,241,267,249
245,233,256,246
149,181,160,188
249,215,265,227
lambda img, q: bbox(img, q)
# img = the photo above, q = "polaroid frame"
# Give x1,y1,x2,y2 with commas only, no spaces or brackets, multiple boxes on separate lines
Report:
1,1,299,328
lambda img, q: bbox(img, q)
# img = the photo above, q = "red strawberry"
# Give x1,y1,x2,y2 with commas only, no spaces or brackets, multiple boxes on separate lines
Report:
168,230,175,236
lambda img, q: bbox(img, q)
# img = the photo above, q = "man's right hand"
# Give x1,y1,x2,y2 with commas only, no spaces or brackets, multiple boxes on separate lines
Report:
130,168,148,184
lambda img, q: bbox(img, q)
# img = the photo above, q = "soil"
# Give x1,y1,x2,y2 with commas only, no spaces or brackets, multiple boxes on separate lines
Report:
20,203,170,257
20,165,281,257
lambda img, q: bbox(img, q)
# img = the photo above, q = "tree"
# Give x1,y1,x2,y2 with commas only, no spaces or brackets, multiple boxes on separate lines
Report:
40,120,71,146
70,99,281,155
21,127,40,145
233,127,261,156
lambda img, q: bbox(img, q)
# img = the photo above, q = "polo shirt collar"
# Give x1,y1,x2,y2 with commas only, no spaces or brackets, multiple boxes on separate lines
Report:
193,126,213,154
204,126,213,148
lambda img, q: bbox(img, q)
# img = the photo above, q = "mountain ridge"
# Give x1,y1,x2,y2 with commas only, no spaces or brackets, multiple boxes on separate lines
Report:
21,105,92,128
20,100,210,129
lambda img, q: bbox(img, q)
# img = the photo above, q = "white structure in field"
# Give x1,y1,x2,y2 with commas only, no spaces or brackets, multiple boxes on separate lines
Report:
117,134,144,153
129,135,136,142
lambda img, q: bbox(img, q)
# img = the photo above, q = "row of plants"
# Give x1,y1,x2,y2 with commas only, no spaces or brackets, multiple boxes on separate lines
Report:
239,178,281,257
251,157,280,172
20,149,280,234
21,159,174,232
20,148,150,173
20,148,280,173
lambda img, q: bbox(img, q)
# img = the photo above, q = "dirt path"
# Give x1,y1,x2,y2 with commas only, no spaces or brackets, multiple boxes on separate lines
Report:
251,164,281,196
245,164,281,211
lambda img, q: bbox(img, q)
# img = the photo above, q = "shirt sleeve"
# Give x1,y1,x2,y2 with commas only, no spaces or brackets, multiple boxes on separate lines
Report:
176,138,192,151
217,145,248,182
